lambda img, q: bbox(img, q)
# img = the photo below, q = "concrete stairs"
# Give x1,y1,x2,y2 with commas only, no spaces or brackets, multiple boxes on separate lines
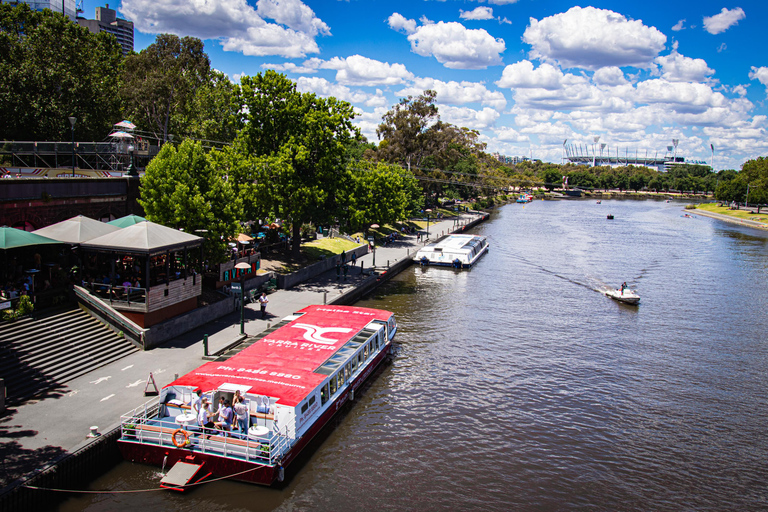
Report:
0,306,138,405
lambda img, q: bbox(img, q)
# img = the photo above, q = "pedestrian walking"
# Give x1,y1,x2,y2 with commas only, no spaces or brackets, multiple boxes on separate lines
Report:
351,252,357,265
258,292,269,318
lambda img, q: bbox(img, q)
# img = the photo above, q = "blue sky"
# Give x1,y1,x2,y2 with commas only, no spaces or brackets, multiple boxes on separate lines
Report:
118,0,768,170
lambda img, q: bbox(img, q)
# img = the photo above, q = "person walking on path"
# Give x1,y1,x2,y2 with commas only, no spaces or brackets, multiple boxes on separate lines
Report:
258,292,269,318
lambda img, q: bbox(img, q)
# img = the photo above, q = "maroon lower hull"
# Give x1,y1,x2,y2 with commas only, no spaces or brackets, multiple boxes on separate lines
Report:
118,342,392,486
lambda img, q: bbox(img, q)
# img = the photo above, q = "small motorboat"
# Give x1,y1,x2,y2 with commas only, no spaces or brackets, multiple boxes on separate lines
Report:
596,200,601,204
607,214,614,220
606,287,640,305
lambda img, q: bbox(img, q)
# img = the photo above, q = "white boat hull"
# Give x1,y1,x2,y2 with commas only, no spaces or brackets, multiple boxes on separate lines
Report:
606,289,640,304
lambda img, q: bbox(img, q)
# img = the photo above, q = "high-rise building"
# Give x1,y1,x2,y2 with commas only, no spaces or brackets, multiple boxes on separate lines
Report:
8,0,77,20
77,4,134,55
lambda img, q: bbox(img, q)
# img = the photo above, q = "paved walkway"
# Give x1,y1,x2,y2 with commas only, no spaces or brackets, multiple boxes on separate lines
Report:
0,212,481,489
690,208,768,230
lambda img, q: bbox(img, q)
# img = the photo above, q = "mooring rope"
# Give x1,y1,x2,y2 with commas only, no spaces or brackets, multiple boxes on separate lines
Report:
22,464,265,494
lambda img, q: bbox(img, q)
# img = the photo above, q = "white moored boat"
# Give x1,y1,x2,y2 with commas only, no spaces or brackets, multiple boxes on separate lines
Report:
606,287,640,305
413,234,489,269
118,305,396,488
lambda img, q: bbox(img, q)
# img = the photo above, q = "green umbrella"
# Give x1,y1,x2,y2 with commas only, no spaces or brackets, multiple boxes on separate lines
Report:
0,226,62,250
107,215,146,228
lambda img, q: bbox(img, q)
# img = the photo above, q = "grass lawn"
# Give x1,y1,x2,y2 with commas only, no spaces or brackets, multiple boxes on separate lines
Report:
695,202,768,225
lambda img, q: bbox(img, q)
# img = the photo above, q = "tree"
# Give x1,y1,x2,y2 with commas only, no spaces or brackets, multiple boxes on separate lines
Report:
376,90,439,172
236,71,358,258
138,140,241,263
540,168,562,191
0,4,122,141
175,70,243,144
121,34,210,142
345,161,421,232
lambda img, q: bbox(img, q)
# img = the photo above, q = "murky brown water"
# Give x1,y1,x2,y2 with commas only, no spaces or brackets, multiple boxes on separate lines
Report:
60,200,768,511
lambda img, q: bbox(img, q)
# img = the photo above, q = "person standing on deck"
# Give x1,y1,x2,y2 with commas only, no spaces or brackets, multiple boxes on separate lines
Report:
234,396,248,433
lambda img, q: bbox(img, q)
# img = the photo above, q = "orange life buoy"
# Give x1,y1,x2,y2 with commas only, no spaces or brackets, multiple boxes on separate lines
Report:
172,428,189,448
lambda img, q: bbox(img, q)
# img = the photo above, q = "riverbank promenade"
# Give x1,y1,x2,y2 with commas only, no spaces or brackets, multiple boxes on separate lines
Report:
0,212,483,491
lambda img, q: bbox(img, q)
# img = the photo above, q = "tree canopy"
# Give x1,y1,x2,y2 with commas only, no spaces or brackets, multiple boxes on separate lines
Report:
0,3,122,141
138,140,240,263
234,70,358,257
121,34,211,143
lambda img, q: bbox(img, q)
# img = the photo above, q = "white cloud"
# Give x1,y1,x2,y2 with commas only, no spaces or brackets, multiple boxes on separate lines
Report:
750,66,768,95
635,79,728,114
703,7,746,35
390,17,506,69
321,55,414,86
460,7,493,21
672,19,685,31
485,0,520,4
121,0,329,58
295,77,386,108
256,0,330,37
438,105,500,130
654,52,715,82
397,78,507,110
261,57,323,74
522,6,667,70
387,12,417,35
593,67,628,86
496,61,565,90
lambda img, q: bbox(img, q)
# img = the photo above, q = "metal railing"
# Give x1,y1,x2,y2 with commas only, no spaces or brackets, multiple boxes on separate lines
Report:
82,282,147,305
119,397,293,467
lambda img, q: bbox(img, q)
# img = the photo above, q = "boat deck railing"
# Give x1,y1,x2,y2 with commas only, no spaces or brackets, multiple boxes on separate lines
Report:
119,397,293,467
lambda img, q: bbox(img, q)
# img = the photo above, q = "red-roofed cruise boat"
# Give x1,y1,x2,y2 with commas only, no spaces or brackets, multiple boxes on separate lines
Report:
117,305,397,488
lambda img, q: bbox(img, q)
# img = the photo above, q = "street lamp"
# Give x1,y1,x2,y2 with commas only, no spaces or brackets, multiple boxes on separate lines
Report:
425,209,432,240
235,261,250,335
68,116,76,177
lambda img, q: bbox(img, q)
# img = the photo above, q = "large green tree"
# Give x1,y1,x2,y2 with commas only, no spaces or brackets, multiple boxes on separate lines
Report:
138,140,241,263
376,90,439,172
235,70,358,258
0,4,122,141
345,161,422,231
121,34,210,142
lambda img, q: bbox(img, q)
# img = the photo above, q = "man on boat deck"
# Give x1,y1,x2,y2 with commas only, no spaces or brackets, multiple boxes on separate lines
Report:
215,399,234,431
198,398,214,434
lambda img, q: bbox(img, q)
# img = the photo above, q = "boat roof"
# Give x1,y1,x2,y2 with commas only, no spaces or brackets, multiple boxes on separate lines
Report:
167,305,393,407
421,234,486,252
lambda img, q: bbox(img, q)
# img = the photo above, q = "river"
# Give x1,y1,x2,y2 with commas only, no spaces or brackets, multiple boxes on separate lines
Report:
60,199,768,511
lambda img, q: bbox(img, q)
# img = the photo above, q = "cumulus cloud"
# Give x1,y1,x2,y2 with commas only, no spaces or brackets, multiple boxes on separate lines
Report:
121,0,329,58
750,66,768,95
438,105,500,130
387,12,417,34
522,6,667,70
703,7,746,35
496,61,565,90
261,57,323,74
593,67,629,86
389,14,505,69
321,55,414,86
635,79,727,115
296,77,387,108
256,0,330,36
654,52,715,82
460,7,494,21
672,19,685,31
397,77,507,110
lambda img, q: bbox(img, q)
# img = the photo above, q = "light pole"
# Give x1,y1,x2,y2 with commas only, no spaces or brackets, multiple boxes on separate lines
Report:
68,116,76,177
425,209,432,240
235,261,250,335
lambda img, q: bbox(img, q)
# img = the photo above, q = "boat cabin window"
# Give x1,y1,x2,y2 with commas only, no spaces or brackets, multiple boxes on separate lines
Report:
330,376,337,395
301,401,309,413
363,343,369,360
320,383,329,405
345,363,351,381
309,395,316,407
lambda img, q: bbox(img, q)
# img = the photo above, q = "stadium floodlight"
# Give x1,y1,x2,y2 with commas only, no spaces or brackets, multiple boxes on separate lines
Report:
672,139,679,161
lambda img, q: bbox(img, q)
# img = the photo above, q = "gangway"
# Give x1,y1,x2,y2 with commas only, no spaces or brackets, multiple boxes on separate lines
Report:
159,459,211,491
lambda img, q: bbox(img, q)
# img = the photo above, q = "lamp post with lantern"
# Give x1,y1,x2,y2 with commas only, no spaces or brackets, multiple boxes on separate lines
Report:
68,116,76,177
235,261,251,335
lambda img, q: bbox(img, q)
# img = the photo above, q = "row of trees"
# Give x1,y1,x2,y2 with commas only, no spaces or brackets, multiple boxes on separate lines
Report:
140,72,423,261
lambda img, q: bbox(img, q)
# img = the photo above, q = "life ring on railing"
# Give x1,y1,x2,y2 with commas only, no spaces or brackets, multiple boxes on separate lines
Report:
172,428,189,448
